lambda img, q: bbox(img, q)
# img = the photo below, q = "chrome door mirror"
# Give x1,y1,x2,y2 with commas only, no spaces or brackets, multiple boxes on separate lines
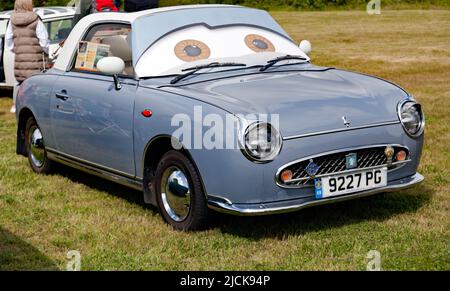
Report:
299,40,312,56
97,56,125,90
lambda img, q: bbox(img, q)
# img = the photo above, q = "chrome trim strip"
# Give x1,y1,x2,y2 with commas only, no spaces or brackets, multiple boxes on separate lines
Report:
207,194,233,205
283,160,411,184
46,148,142,191
47,148,135,179
208,173,424,216
283,121,400,141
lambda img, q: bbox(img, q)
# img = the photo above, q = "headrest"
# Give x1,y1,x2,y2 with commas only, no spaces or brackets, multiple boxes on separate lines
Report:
101,35,132,62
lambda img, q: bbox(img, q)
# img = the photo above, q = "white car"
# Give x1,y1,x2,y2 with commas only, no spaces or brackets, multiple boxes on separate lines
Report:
0,6,75,89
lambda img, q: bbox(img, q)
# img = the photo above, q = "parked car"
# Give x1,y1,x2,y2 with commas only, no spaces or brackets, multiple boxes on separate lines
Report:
15,5,425,230
0,6,75,88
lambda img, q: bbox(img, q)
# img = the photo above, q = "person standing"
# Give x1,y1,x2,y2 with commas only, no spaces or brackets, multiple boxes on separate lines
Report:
124,0,159,12
73,0,120,27
114,0,122,10
72,0,93,26
95,0,119,12
5,0,49,114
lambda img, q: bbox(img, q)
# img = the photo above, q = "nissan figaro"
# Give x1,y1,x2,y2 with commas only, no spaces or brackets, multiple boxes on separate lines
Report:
15,5,424,230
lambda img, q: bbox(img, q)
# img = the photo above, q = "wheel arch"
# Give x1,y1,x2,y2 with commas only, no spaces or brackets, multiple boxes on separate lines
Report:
16,107,35,156
141,134,207,205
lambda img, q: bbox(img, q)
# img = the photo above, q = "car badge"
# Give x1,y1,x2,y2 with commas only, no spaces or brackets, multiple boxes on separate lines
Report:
314,178,323,199
305,159,320,177
384,146,395,166
346,153,358,169
342,116,350,128
315,179,322,189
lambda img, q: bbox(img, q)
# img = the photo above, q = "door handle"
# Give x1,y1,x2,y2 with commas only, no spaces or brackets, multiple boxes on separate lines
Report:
55,90,69,101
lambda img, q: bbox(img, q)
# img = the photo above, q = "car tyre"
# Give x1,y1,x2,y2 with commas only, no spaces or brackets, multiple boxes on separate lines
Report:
155,150,209,231
25,116,52,174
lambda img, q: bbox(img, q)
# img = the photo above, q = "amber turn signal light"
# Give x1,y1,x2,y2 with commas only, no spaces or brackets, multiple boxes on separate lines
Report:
280,169,293,182
396,150,407,161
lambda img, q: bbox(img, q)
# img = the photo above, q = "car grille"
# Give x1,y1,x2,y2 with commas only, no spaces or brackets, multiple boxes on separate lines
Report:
278,145,409,188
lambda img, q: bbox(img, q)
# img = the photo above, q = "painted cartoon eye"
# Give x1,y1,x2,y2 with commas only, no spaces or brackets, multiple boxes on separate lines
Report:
245,34,275,52
174,40,211,62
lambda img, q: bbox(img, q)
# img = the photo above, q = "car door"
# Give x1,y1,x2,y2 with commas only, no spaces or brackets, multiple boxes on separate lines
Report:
50,23,137,176
1,18,16,87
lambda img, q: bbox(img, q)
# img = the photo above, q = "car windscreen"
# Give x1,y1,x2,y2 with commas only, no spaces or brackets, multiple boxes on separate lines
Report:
46,18,74,43
135,25,306,77
132,7,305,77
132,7,293,65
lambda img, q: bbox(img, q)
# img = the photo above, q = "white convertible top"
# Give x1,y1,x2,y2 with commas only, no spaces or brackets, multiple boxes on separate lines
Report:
53,5,304,77
53,5,237,72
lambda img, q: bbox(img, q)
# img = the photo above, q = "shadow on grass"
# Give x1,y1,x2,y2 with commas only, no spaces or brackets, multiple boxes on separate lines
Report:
52,164,433,239
55,163,152,210
0,88,12,98
214,183,434,240
0,227,58,270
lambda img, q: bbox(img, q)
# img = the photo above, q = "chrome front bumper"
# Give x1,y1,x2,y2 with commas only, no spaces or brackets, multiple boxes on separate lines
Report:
208,173,424,216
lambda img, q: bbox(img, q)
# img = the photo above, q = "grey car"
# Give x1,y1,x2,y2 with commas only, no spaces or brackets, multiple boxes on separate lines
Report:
15,5,424,230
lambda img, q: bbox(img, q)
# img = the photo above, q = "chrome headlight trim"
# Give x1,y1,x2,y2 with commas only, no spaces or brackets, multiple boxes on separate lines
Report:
397,98,425,138
241,121,282,163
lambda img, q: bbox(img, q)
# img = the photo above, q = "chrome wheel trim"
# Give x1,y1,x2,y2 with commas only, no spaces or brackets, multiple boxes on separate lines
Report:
160,166,191,222
28,126,45,168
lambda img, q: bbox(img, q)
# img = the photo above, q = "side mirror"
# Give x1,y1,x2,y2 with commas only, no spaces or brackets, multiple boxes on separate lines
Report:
299,40,312,56
97,56,125,90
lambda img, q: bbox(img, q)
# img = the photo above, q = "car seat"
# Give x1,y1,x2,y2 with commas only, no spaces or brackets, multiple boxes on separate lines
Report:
101,35,134,76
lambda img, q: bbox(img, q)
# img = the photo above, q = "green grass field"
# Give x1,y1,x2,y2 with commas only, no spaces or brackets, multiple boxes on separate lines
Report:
0,10,449,270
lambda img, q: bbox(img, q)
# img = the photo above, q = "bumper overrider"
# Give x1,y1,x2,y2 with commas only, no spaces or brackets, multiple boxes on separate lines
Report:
208,172,424,216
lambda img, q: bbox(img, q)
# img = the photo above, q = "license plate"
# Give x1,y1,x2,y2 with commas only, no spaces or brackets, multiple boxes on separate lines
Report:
315,167,387,199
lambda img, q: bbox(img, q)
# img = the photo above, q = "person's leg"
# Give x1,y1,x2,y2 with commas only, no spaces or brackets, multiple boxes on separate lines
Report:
114,0,121,10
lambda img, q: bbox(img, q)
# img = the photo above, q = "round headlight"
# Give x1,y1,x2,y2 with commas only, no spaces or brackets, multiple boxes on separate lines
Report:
242,122,282,162
398,100,425,137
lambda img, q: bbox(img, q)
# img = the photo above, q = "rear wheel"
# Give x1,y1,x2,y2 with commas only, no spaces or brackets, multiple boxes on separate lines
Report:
25,117,52,174
154,150,209,231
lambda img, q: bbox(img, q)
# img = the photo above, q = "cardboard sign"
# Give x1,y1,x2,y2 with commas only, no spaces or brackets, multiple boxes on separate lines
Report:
75,41,111,71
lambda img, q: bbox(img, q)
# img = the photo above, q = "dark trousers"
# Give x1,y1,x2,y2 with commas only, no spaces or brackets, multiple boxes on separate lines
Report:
124,0,159,12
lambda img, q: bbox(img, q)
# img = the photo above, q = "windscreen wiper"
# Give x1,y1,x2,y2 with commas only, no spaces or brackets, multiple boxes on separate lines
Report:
170,62,247,84
259,55,308,72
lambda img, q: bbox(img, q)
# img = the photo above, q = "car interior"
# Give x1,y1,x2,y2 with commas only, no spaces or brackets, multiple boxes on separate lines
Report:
74,24,134,76
57,28,72,42
101,35,134,76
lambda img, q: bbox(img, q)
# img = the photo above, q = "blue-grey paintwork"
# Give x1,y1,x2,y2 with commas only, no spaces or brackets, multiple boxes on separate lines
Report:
15,7,424,214
132,6,293,66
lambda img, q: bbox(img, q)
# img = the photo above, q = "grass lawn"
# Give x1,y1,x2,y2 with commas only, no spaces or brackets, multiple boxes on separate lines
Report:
0,10,449,270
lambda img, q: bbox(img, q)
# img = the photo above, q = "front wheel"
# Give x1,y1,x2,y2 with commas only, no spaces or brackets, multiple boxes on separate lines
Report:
154,150,209,231
25,117,52,174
